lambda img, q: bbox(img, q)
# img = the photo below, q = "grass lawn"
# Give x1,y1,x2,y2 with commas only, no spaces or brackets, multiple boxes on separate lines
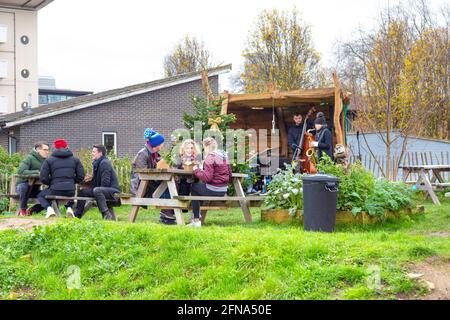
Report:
0,194,449,300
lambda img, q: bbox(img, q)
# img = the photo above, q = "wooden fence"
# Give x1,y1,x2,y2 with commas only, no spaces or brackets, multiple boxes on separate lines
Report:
349,151,450,181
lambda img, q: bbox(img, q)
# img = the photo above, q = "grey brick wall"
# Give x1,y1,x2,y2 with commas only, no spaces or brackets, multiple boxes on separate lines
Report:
6,76,218,157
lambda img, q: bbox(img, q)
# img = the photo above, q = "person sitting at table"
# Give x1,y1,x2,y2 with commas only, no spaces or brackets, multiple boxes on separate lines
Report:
16,141,50,216
130,128,175,225
72,144,121,221
37,139,85,219
175,139,201,196
189,137,232,228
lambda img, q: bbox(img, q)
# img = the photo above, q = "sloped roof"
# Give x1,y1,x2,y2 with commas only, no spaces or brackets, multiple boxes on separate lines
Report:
0,64,231,128
0,0,53,10
228,88,337,108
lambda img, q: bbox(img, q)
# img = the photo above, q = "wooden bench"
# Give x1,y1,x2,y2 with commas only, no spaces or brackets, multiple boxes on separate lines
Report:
45,195,121,217
174,195,266,224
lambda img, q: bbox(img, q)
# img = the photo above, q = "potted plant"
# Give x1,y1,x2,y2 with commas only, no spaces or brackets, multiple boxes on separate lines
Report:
261,164,303,223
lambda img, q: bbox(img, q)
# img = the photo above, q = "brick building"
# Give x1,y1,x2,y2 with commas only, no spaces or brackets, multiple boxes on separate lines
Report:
0,65,230,157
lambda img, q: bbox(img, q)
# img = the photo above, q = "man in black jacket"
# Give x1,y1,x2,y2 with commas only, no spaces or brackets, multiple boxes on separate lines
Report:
73,145,121,221
287,113,315,156
311,114,333,161
37,139,85,218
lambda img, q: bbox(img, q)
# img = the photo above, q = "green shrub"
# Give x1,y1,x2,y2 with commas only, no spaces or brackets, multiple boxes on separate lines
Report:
0,147,23,174
316,154,412,216
263,164,303,216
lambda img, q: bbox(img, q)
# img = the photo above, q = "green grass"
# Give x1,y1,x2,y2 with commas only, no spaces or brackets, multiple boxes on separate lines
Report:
0,195,449,300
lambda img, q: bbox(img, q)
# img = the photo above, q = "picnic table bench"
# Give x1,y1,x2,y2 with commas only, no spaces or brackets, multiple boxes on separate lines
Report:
399,164,450,205
118,168,265,225
44,195,121,217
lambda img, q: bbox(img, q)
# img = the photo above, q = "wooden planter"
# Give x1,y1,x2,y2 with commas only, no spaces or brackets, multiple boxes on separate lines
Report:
335,206,424,225
261,209,301,223
262,206,424,225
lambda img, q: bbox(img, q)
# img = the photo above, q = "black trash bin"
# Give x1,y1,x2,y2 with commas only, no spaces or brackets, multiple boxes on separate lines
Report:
301,174,339,232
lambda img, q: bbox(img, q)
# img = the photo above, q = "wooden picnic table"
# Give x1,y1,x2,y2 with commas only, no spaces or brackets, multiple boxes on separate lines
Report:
120,168,252,225
399,164,450,205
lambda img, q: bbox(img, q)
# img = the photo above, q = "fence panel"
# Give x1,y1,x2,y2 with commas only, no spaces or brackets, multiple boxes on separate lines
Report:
349,151,450,181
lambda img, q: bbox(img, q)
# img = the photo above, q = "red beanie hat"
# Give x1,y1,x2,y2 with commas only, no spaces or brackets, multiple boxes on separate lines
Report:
54,139,68,149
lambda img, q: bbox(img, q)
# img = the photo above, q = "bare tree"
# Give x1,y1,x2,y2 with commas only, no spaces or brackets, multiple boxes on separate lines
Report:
336,0,448,180
241,7,325,92
164,35,215,77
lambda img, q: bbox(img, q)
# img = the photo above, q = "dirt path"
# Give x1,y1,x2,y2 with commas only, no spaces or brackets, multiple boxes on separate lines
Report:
0,218,55,231
405,257,450,300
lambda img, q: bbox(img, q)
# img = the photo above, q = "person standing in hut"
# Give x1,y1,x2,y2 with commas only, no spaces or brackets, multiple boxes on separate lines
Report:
288,113,315,157
311,113,333,161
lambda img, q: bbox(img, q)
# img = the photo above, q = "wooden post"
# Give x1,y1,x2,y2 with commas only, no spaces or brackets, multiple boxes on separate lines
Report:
220,91,229,115
166,177,185,225
276,108,288,157
9,175,17,213
332,72,344,146
418,168,440,206
233,177,252,223
128,180,149,223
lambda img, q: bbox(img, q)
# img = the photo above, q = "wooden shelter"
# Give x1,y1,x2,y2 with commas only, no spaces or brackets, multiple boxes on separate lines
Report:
219,73,350,158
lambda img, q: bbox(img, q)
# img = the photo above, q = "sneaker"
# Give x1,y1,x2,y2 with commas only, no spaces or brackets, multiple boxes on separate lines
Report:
189,212,202,222
66,207,75,219
45,207,56,219
103,210,117,221
19,209,27,217
187,220,201,228
25,207,34,216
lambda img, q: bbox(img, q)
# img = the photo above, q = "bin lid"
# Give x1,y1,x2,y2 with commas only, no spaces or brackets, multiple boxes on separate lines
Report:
301,173,339,182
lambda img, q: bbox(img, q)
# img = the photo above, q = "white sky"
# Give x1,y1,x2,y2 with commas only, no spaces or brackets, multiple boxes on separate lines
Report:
37,0,447,93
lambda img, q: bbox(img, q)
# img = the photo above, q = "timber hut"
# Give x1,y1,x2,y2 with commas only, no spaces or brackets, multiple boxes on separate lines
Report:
220,73,351,162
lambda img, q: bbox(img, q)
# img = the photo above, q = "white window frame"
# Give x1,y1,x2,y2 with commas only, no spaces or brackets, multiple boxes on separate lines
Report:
0,59,7,78
8,135,17,155
0,96,7,113
102,132,117,155
0,24,7,43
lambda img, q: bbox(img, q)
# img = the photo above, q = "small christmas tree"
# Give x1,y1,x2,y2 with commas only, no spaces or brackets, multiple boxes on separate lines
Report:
182,95,236,134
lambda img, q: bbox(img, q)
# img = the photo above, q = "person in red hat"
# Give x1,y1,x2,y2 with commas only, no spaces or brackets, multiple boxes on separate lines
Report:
37,139,85,218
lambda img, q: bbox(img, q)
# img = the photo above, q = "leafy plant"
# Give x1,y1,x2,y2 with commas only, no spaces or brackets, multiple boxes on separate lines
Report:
263,164,303,216
317,154,412,216
0,147,23,174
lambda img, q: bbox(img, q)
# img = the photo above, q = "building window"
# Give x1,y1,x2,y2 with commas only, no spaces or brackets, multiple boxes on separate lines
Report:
8,136,17,155
102,132,117,155
39,95,48,105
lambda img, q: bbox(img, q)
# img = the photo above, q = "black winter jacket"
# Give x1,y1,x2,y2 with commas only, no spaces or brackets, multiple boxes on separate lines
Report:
92,156,121,191
287,120,315,152
315,128,333,160
40,148,85,191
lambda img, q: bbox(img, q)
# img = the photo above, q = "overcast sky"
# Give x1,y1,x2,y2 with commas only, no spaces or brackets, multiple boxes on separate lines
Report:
37,0,447,93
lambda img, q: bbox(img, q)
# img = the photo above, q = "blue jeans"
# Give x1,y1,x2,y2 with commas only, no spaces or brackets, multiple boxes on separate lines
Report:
16,182,43,212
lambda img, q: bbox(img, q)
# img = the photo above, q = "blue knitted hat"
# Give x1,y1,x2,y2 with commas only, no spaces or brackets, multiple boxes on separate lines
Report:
144,128,165,147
